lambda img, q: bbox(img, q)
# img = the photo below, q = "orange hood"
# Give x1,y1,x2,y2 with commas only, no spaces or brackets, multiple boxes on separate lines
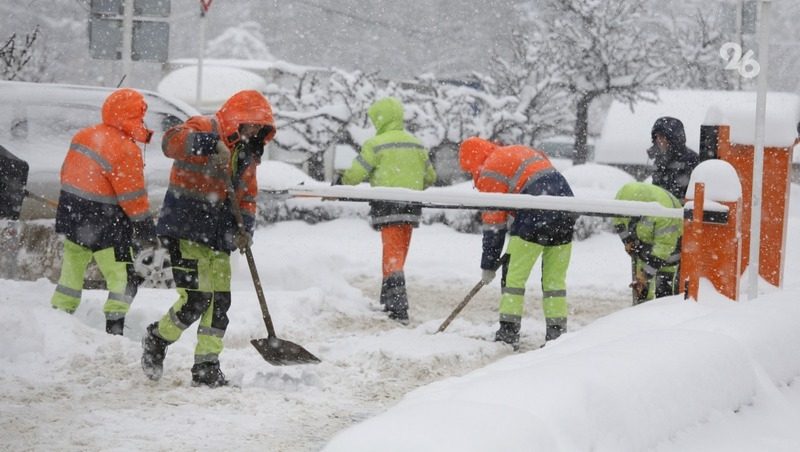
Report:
101,88,153,143
215,90,276,147
459,137,498,179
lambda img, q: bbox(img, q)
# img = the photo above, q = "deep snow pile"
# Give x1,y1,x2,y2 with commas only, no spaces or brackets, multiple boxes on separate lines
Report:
324,289,800,451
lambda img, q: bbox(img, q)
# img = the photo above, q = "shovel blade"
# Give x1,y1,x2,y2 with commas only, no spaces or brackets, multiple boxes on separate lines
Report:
250,337,321,366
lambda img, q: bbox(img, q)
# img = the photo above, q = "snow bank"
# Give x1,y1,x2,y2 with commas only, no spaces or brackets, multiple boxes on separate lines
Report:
324,292,800,451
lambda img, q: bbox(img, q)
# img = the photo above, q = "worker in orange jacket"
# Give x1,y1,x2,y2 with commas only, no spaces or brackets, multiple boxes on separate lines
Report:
51,88,157,336
141,90,276,388
460,137,577,350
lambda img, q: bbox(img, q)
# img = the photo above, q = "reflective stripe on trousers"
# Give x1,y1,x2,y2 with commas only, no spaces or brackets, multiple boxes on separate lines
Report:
51,239,138,320
498,236,572,323
155,239,231,363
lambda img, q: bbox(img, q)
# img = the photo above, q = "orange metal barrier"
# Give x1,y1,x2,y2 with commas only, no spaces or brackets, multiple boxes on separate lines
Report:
698,125,792,288
680,182,743,301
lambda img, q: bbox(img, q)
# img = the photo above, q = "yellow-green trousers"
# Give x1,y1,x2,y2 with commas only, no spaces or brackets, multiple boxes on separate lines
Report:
152,238,231,365
51,239,138,321
499,236,572,326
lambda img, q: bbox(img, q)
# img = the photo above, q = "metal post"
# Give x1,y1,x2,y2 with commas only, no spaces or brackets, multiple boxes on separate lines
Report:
735,0,743,90
747,0,771,300
195,6,207,110
121,0,134,83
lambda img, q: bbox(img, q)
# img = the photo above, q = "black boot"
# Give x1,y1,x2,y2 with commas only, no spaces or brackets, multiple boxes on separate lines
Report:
545,318,567,342
105,317,124,336
494,321,520,351
141,322,169,381
382,273,409,324
191,362,229,388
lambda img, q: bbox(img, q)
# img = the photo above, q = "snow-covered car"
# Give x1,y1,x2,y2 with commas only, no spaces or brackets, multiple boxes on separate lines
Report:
0,80,200,218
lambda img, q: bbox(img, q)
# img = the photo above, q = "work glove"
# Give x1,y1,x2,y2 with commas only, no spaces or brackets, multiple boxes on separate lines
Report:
481,269,496,285
209,140,231,170
233,230,253,252
629,270,648,299
624,240,635,256
624,238,644,257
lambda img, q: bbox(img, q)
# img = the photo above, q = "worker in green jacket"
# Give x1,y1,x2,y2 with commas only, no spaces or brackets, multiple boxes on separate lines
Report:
341,97,437,323
613,182,683,303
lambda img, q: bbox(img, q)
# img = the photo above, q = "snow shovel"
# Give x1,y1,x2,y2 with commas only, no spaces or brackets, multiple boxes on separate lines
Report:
436,254,509,333
226,182,320,366
435,279,486,333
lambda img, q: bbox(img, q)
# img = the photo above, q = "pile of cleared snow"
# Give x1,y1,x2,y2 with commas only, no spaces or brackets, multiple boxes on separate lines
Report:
324,289,800,451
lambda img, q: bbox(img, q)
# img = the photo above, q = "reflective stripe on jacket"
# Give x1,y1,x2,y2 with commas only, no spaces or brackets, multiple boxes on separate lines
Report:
613,182,683,275
157,91,274,251
474,144,575,267
55,89,153,250
342,97,436,228
475,145,569,226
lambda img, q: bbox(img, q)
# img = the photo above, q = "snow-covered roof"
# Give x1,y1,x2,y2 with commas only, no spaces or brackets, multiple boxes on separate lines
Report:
595,89,800,165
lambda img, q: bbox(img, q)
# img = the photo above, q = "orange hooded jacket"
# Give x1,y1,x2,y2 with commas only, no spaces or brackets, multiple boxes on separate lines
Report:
459,137,555,227
157,90,276,251
55,88,154,250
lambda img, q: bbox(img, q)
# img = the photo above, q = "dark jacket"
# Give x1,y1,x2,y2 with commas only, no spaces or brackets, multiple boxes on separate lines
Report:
649,117,699,201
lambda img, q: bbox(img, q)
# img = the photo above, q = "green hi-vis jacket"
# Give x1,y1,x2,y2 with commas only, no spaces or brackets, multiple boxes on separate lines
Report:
342,97,436,190
613,182,684,277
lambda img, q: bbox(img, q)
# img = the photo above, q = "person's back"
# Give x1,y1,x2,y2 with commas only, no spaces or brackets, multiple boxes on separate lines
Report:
343,97,435,190
473,143,575,248
648,116,699,200
51,88,156,335
340,97,436,323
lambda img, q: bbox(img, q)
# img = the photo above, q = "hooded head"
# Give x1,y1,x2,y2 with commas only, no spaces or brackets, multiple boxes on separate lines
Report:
651,117,686,149
459,137,498,179
216,90,276,148
368,97,404,134
102,88,153,143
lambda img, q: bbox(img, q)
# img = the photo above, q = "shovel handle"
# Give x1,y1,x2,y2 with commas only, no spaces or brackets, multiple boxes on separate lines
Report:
436,279,485,333
436,254,509,333
225,179,277,338
243,245,277,337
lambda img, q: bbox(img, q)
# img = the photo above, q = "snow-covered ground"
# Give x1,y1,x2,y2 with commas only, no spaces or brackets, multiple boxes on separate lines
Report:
2,170,799,451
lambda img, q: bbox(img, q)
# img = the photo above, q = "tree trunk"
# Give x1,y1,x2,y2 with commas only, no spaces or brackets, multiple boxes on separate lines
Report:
572,93,594,165
306,152,326,181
